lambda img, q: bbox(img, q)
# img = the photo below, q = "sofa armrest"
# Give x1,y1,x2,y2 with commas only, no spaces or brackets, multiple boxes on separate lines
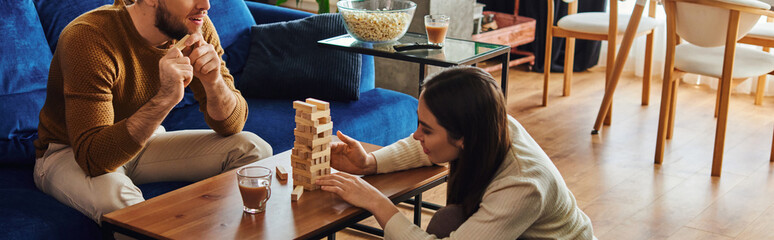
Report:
245,1,313,24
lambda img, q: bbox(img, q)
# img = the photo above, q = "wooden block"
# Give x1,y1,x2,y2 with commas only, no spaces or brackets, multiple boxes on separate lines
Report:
295,181,315,191
293,101,317,113
319,116,331,125
311,122,333,134
293,173,311,184
305,98,330,111
295,125,309,133
295,135,312,147
303,183,320,191
296,111,312,119
313,143,330,152
293,129,317,140
309,109,331,120
315,129,333,139
293,141,312,152
291,156,329,173
291,185,304,201
276,166,288,180
310,148,331,160
173,34,190,50
295,116,318,127
311,135,332,147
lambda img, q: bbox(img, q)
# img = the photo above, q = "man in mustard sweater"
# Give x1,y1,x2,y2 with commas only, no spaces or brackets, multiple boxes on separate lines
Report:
32,0,272,222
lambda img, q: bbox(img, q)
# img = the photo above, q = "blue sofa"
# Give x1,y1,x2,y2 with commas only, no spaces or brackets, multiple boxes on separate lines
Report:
0,0,418,239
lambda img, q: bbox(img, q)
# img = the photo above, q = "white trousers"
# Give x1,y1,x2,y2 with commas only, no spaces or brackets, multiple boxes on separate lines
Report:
33,129,272,223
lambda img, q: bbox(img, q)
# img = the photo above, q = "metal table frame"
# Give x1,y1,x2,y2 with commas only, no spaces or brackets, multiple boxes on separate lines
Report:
318,33,511,99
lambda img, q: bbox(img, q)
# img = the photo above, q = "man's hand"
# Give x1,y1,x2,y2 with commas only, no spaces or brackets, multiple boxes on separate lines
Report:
157,47,192,108
177,32,237,121
181,32,222,86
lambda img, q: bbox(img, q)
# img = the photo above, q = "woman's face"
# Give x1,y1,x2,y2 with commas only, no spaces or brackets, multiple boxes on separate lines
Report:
413,96,463,164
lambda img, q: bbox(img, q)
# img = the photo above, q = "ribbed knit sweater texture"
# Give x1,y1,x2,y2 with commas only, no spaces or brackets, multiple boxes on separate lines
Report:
371,116,595,240
34,1,248,177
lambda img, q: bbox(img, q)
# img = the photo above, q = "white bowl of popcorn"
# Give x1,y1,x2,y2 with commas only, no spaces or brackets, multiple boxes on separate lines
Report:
337,0,416,43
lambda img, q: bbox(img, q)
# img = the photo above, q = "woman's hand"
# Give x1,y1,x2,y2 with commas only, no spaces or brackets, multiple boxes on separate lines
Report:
316,172,399,228
331,131,377,175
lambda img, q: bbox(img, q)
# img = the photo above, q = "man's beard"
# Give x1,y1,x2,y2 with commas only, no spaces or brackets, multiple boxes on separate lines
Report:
155,2,188,40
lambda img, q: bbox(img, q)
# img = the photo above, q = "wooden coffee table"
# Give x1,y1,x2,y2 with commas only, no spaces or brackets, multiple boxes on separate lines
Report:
101,140,448,239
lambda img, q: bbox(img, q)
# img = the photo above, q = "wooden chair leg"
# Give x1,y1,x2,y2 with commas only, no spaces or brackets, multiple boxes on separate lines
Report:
604,37,617,126
643,31,654,105
770,128,773,162
655,1,677,165
543,38,553,107
715,79,723,118
667,79,678,139
713,74,732,177
564,37,576,96
543,0,557,107
592,3,646,134
757,46,770,106
755,74,766,105
656,76,676,164
711,9,742,177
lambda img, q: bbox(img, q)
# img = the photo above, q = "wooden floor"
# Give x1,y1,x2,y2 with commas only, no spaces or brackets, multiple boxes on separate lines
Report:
337,66,774,239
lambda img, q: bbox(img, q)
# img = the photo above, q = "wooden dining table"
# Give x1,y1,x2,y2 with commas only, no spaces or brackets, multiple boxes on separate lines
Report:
101,139,448,239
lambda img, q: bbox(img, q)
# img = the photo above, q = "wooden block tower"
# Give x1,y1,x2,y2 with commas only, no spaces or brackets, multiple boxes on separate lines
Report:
291,98,333,191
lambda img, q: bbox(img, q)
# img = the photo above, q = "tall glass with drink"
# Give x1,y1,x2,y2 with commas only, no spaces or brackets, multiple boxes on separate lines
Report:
237,166,272,214
424,15,450,46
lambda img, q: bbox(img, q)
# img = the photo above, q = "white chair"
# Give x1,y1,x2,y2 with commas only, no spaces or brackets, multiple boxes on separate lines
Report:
654,0,774,176
740,16,774,105
543,0,659,118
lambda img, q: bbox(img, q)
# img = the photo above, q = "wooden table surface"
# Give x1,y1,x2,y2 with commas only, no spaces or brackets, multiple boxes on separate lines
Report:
102,140,448,239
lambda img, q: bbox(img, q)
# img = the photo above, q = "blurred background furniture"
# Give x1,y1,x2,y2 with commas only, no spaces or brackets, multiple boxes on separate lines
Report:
654,0,774,176
740,16,774,105
592,0,658,133
542,0,658,110
470,0,536,73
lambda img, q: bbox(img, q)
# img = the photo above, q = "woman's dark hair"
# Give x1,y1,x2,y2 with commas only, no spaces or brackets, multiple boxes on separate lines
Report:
421,66,511,218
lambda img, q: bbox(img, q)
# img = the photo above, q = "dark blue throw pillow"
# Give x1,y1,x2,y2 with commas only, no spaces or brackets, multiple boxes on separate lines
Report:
239,13,361,101
0,0,53,164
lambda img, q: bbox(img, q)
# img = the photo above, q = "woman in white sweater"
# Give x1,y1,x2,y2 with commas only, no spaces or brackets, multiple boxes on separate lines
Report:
316,66,595,239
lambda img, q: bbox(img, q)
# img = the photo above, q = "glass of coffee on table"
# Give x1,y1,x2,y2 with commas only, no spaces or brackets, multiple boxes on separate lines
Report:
424,15,450,47
237,166,272,214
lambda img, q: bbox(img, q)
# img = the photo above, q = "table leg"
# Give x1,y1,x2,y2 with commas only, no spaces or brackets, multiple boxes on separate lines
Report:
328,233,336,240
101,226,116,240
419,63,426,94
414,193,422,226
501,52,510,99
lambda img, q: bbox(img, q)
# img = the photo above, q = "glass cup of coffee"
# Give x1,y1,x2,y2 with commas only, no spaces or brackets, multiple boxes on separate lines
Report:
237,166,272,214
424,15,450,46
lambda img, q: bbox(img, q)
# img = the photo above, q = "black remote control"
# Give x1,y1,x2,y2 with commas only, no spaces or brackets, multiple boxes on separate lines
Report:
393,42,443,51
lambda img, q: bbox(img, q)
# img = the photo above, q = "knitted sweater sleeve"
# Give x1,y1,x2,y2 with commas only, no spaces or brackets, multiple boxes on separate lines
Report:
371,134,433,174
59,24,143,176
187,17,248,135
383,176,544,240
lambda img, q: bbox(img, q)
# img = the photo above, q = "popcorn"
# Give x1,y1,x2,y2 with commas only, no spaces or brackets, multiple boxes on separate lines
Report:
342,11,412,42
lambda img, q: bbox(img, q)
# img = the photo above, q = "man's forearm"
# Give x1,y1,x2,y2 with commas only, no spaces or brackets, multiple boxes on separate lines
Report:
126,97,174,145
202,76,237,121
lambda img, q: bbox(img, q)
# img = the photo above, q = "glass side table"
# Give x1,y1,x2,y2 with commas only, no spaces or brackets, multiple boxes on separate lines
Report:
318,32,511,99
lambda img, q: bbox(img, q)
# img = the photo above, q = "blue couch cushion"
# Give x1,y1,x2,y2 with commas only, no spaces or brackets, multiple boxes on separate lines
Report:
208,0,256,82
0,0,53,164
163,88,418,151
239,13,362,101
33,0,112,52
0,166,191,240
0,189,101,240
0,167,100,240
